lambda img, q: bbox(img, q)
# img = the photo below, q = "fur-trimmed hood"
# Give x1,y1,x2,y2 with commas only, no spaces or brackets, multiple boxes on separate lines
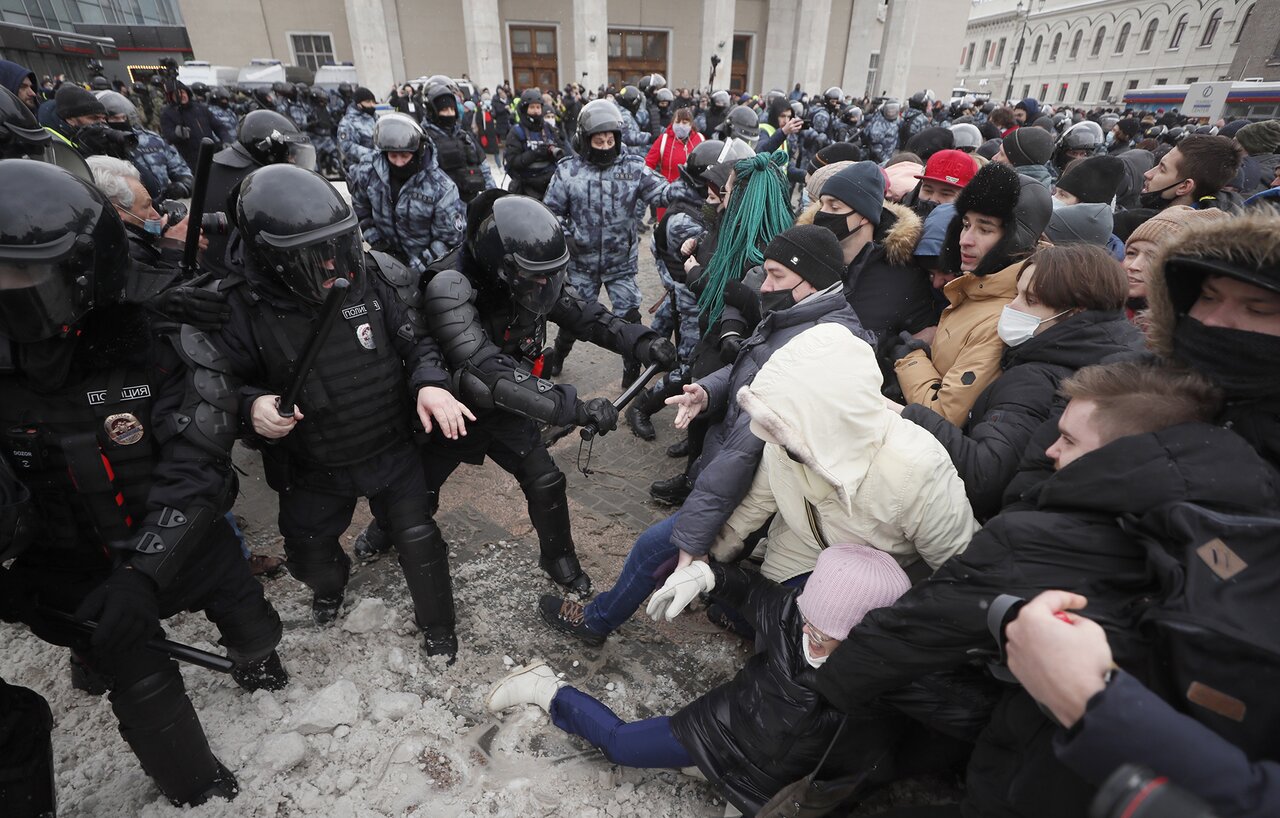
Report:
1146,210,1280,360
736,323,890,511
795,200,921,267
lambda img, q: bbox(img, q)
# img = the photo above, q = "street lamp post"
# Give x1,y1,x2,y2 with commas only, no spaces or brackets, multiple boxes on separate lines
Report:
1005,1,1029,104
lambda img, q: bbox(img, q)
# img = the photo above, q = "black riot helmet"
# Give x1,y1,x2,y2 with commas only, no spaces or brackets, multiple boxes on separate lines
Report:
211,86,231,106
0,86,52,161
1053,120,1104,171
710,90,730,111
272,81,292,99
823,87,844,109
373,112,424,153
425,74,461,97
637,75,652,97
654,88,674,108
252,87,275,107
294,82,309,98
575,98,623,159
0,159,129,342
237,164,363,307
190,81,209,99
908,90,934,111
468,191,569,315
518,87,543,120
647,73,666,93
237,109,317,169
616,85,643,114
678,138,725,192
337,82,354,100
723,105,760,145
425,82,460,127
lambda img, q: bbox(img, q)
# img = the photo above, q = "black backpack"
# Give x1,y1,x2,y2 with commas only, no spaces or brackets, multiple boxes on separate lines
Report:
1119,501,1280,760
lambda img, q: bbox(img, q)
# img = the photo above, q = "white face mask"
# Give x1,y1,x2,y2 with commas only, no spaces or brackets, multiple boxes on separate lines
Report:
673,122,692,140
802,636,829,668
997,304,1070,347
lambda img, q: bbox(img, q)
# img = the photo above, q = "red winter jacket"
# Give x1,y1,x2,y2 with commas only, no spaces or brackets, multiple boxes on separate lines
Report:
645,124,704,219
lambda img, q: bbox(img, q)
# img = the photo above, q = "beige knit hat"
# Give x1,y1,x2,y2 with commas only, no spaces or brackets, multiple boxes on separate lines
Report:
806,160,854,201
1125,206,1230,248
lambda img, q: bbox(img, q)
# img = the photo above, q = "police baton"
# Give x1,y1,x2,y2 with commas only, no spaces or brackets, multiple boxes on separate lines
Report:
543,361,663,446
180,137,216,277
278,277,350,418
36,607,235,674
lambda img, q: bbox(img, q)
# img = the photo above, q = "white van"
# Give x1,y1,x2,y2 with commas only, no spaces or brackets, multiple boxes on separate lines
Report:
314,65,358,90
177,61,238,88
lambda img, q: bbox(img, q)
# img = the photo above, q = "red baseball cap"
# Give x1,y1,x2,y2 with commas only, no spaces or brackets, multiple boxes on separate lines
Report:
915,149,977,189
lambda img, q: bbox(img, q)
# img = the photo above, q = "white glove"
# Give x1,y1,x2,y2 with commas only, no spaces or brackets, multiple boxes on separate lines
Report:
646,560,715,623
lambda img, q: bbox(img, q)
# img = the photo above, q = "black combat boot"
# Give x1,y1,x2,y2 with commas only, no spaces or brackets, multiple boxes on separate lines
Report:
393,521,458,663
111,667,240,807
649,473,693,506
541,332,575,378
231,650,289,692
666,436,690,458
523,470,592,596
625,382,668,441
282,536,350,625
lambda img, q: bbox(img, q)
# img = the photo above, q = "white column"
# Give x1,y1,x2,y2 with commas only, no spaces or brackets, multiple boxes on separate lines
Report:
877,0,919,101
344,0,395,96
573,0,608,90
699,0,736,91
791,0,831,94
382,0,406,84
760,0,798,94
843,0,882,96
462,0,504,87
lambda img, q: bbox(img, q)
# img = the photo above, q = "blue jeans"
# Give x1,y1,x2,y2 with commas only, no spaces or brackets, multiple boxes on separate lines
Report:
584,513,681,635
551,686,693,768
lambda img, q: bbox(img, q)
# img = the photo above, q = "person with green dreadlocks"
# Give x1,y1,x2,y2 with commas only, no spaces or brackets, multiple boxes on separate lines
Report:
537,157,875,647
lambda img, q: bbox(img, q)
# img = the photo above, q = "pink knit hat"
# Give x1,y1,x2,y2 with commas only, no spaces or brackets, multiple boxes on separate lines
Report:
796,544,911,641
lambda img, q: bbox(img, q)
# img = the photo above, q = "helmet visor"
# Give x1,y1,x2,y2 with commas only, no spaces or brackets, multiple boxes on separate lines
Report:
0,233,87,341
509,249,568,315
257,220,363,306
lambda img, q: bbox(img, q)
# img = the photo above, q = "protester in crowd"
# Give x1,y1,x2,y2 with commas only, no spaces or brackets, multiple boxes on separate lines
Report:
1052,154,1124,207
891,163,1053,425
994,126,1055,188
1120,206,1230,327
895,244,1143,519
1139,133,1244,213
645,106,704,220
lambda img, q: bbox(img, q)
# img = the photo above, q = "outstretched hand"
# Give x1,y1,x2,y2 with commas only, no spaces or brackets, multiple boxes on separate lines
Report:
665,384,708,429
417,386,477,440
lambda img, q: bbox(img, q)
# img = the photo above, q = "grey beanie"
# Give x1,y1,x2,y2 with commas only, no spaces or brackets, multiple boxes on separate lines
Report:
1003,126,1054,166
820,160,885,227
1045,203,1114,247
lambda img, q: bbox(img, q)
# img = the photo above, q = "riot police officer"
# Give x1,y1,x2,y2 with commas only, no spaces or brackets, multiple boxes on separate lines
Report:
542,99,674,383
353,191,675,602
200,109,316,276
213,164,470,657
503,88,564,200
614,85,652,155
349,113,466,274
696,90,731,139
207,86,239,145
95,90,193,203
336,86,377,173
306,87,341,178
0,159,287,806
422,81,494,203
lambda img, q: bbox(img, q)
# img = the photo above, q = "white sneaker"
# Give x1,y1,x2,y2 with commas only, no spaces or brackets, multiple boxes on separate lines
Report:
485,660,565,714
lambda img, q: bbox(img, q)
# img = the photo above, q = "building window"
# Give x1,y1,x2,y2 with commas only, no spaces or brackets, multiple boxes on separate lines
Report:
1050,32,1062,61
607,28,668,89
1115,22,1131,53
1200,8,1223,46
1078,82,1090,102
981,39,991,68
1154,77,1167,85
1040,82,1050,99
1070,30,1083,58
1140,18,1159,52
1031,35,1043,63
965,41,976,69
1022,84,1031,99
511,25,559,90
1186,76,1198,83
1057,82,1069,102
1127,79,1140,90
959,45,968,67
866,51,879,96
1092,27,1107,56
1169,14,1187,49
1235,4,1253,44
996,37,1006,66
732,34,752,93
1101,80,1113,101
289,33,335,71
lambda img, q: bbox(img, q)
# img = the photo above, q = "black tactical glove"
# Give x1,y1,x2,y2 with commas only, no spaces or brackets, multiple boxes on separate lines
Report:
639,337,677,369
575,397,619,435
146,285,232,330
74,567,160,655
173,125,192,140
884,330,931,364
368,238,393,254
163,178,193,200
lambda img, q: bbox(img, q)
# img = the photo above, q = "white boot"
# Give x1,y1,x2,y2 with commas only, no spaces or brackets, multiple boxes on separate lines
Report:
485,660,565,714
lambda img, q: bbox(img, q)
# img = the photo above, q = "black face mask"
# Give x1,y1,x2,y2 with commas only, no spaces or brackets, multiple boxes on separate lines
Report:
912,198,940,220
387,152,421,181
759,282,801,314
108,120,133,133
586,145,619,167
436,113,457,129
1139,179,1186,211
813,209,854,242
1173,315,1280,401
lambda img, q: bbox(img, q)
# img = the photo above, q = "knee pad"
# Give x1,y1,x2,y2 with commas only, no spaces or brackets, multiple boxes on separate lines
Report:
110,665,188,731
392,522,448,565
514,447,561,489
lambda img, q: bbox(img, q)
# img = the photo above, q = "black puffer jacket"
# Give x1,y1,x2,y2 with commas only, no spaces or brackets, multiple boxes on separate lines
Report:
904,310,1144,520
810,423,1280,818
670,564,902,817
